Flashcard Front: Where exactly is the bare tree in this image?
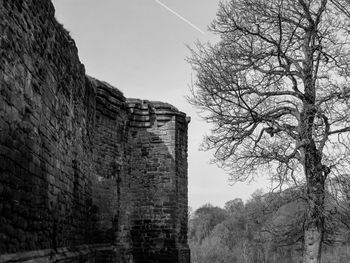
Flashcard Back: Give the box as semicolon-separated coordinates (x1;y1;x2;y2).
188;1;350;262
330;0;350;17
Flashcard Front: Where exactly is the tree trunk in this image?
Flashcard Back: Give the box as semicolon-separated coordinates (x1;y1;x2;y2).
303;224;322;263
300;56;326;261
302;143;325;263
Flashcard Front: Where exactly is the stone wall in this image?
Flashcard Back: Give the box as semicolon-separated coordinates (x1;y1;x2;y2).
0;0;190;262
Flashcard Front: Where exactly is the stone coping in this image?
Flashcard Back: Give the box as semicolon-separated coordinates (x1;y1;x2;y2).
87;76;190;122
0;244;115;263
127;98;187;118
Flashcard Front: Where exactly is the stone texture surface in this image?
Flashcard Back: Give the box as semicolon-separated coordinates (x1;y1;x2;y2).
0;0;190;262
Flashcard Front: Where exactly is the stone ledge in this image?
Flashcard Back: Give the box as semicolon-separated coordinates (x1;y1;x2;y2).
87;77;190;126
127;98;186;117
0;244;115;263
127;98;188;128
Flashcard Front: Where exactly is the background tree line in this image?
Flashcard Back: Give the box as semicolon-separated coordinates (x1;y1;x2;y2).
189;185;350;263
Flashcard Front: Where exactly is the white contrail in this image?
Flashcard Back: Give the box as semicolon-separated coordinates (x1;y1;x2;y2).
154;0;205;35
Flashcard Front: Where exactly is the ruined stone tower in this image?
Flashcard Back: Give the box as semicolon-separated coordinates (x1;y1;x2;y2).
0;0;190;262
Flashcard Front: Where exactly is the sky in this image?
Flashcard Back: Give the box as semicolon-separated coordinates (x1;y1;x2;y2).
52;0;270;210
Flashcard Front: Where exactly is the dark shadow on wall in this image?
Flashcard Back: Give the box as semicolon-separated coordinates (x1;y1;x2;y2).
0;0;101;255
0;121;52;253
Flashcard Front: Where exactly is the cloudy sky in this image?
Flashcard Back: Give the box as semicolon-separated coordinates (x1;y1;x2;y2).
52;0;269;210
